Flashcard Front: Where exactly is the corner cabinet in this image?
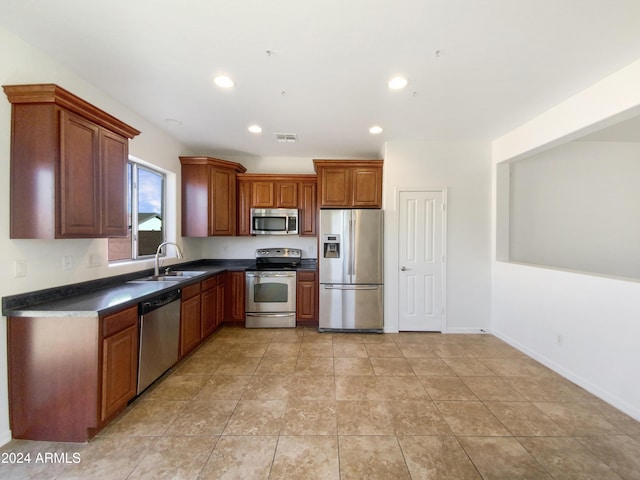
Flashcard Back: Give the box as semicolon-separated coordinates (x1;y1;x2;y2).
180;156;247;237
3;84;140;238
313;159;383;208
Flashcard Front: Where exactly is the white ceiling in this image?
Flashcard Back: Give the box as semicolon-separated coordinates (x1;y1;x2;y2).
2;0;640;158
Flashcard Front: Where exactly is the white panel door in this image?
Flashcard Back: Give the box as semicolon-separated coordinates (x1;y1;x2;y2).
398;190;445;331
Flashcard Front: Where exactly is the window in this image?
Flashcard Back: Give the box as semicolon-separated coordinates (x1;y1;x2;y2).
108;159;166;262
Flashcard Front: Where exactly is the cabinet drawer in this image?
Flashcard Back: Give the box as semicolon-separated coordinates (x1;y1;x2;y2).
182;282;201;300
201;275;218;291
102;305;138;338
297;270;316;282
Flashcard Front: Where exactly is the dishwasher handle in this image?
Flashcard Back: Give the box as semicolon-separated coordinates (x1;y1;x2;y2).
140;289;181;315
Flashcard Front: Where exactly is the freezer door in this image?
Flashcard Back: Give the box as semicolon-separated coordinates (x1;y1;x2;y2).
351;210;383;284
319;284;383;331
319;209;349;284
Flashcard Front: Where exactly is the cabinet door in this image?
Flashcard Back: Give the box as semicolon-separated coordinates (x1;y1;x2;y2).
237;179;252;236
299;182;317;236
180;293;202;357
210;167;237;236
59;111;101;236
100;129;128;236
296;271;317;322
276;182;298;208
352;167;383;207
319;167;351;207
216;280;226;327
201;276;218;337
181;163;209;237
251;181;274;207
226;271;245;323
101;323;138;422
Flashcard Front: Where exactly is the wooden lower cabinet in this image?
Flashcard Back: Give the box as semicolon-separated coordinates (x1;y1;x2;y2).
180;282;202;358
226;271;245;324
296;270;318;326
201;276;218;337
7;304;139;442
101;307;138;422
216;276;226;327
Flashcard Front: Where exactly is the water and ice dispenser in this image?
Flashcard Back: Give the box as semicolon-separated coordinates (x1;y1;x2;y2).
322;234;341;258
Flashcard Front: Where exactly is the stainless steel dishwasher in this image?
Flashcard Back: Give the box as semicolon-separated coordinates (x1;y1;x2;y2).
137;288;181;394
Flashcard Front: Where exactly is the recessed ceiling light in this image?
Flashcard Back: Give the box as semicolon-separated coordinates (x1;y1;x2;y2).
388;76;408;90
369;126;383;134
213;75;235;88
248;125;262;134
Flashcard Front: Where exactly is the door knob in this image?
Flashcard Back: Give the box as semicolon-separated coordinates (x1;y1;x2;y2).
401;266;409;271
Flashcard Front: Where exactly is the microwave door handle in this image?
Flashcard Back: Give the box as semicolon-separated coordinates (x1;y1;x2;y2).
285;214;289;233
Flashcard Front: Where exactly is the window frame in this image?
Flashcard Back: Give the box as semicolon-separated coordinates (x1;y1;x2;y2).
108;157;167;264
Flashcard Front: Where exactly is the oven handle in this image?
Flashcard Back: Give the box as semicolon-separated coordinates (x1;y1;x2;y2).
246;272;296;278
246;312;295;317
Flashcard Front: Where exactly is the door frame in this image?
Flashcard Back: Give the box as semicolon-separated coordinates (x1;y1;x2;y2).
395;187;448;332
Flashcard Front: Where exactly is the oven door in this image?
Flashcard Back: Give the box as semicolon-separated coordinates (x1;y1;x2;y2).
245;271;297;313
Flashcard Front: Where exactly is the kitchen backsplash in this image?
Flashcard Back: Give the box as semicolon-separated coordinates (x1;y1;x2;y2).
200;235;317;260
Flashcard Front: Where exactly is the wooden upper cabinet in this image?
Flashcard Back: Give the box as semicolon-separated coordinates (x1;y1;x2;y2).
210;166;237;236
251;181;274;207
3;83;140;238
276;181;298;208
313;160;383;208
180;156;246;237
299;181;317;236
237;179;252;236
236;174;318;236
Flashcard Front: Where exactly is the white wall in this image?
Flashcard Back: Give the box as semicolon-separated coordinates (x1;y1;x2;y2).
492;58;640;420
0;28;195;445
383;142;492;333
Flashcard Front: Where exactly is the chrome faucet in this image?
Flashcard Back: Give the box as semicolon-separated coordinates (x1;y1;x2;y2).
154;241;184;276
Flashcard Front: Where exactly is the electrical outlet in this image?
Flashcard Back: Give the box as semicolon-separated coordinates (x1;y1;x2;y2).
88;253;102;267
63;256;73;271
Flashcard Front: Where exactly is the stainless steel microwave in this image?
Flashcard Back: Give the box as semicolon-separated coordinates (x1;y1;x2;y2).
250;208;299;235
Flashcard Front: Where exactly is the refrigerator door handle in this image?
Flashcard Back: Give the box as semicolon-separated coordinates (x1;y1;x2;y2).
348;218;355;278
322;284;380;290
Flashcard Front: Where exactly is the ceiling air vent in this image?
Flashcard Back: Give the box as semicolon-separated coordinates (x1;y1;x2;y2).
274;133;297;143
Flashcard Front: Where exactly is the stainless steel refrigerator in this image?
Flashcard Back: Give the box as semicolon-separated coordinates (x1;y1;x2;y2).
319;209;383;332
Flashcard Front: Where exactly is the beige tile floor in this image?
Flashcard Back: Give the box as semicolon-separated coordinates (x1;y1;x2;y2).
2;326;640;479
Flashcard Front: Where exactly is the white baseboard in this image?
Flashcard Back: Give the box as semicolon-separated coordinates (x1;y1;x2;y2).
492;329;640;422
0;429;12;447
444;327;490;334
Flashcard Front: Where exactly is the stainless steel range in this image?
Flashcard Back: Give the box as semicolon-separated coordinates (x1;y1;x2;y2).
245;248;301;328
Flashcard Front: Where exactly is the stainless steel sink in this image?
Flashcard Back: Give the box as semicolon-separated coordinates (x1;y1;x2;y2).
129;270;208;283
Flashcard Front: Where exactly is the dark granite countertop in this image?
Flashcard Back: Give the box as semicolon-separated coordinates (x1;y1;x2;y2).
2;258;317;318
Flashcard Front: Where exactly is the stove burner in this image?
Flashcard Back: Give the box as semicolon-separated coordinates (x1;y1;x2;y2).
252;247;302;271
